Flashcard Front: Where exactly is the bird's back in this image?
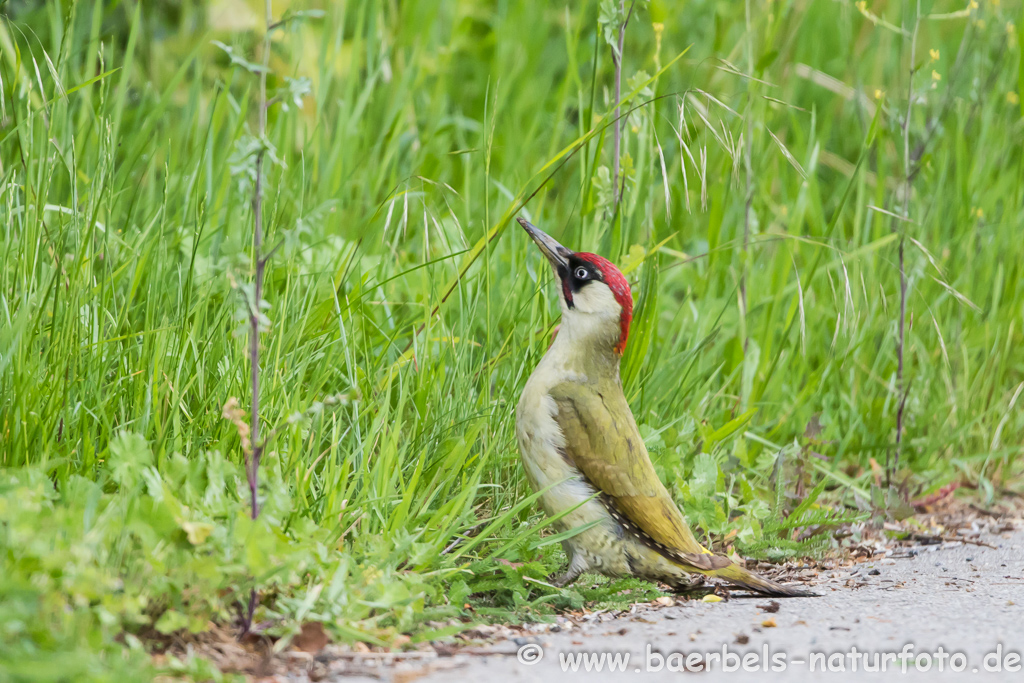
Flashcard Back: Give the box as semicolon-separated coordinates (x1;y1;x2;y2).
545;376;708;557
516;333;705;560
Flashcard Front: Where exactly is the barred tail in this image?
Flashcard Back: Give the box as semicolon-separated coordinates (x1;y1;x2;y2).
709;563;815;597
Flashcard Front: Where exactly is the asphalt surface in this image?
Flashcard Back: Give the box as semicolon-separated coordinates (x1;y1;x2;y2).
409;529;1024;682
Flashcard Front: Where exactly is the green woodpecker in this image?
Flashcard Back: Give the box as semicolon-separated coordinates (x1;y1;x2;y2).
515;217;808;597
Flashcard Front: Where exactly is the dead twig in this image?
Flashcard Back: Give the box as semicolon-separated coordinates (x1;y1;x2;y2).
611;0;637;208
891;0;920;485
942;536;997;550
740;0;755;336
909;533;997;550
241;0;274;636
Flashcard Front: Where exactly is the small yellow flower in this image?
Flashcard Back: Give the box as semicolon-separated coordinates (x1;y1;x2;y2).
929;49;940;62
1008;91;1020;106
931;70;941;81
874;89;885;100
855;0;867;13
968;0;978;9
970;207;984;219
1008;22;1016;35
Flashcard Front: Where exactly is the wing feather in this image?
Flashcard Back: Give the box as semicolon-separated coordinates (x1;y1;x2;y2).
548;381;721;570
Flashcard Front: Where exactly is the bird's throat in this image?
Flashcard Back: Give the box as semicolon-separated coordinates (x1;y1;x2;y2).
548;315;623;381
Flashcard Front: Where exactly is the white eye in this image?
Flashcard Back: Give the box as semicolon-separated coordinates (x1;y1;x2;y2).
575;267;589;280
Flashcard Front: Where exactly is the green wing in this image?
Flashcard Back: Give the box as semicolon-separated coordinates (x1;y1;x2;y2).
548;381;728;572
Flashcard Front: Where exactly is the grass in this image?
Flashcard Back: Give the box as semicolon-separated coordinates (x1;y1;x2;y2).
1;0;1022;679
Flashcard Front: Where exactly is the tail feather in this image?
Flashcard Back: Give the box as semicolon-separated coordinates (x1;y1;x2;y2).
708;563;815;597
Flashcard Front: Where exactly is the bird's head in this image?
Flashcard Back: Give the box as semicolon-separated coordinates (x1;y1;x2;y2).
518;217;633;355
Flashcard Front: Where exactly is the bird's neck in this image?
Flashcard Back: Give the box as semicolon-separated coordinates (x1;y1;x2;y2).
546;313;622;382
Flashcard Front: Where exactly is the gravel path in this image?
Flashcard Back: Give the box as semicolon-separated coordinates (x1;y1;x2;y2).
407;529;1024;682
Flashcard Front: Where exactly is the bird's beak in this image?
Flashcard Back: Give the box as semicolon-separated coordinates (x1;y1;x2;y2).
517;217;573;270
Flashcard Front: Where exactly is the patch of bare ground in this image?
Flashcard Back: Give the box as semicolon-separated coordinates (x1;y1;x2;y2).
157;494;1021;681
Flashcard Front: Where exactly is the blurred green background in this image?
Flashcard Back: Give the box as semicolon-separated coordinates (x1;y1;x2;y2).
1;0;1022;679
